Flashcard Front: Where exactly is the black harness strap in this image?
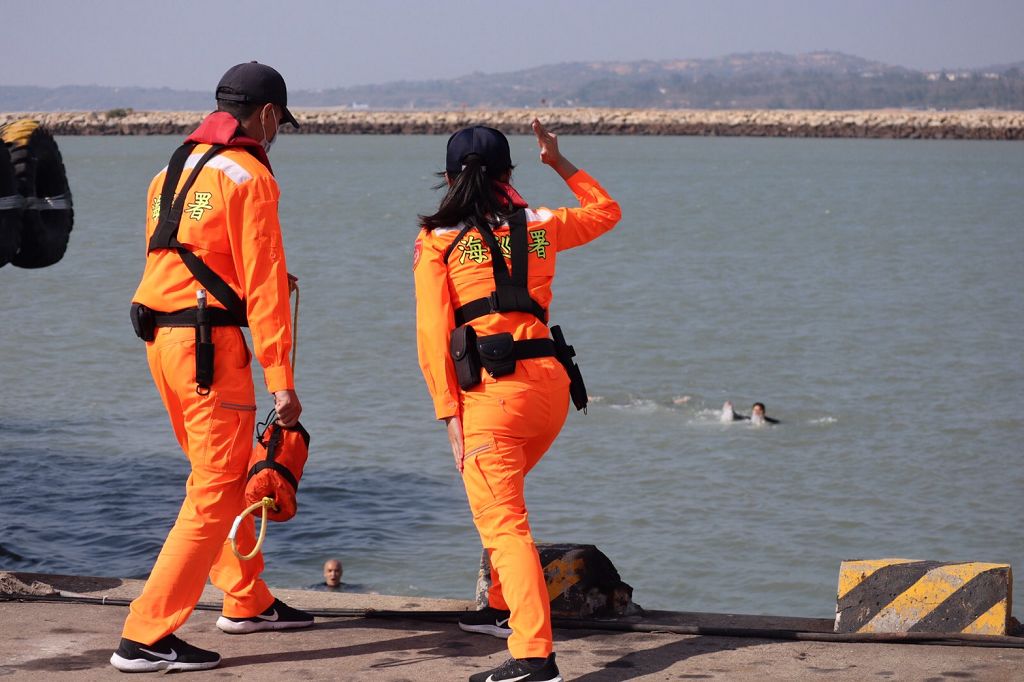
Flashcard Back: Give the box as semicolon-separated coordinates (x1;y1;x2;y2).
149;143;220;250
507;208;528;289
442;223;475;264
445;209;547;326
148;143;248;327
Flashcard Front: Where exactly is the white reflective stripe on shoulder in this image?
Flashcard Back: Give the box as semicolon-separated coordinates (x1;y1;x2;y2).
526;208;553;223
433;227;461;235
184;153;253;185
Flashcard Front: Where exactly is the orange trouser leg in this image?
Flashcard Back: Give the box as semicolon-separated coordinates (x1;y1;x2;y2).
485;400;566;616
122;327;274;644
461;361;569;660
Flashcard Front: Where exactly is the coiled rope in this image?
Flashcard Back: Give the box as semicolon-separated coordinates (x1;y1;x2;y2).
229;497;275;560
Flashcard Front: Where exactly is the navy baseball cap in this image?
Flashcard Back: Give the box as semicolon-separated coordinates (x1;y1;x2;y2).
445;126;512;176
216;61;299;128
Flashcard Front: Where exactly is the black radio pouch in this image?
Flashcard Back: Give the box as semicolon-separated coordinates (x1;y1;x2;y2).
195;341;214;393
130;303;156;342
551;325;588;412
477;332;516;379
450;325;482;390
195;307;214;394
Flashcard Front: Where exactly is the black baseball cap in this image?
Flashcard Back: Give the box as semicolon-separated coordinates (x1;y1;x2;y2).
445;126;512;176
216;61;299;128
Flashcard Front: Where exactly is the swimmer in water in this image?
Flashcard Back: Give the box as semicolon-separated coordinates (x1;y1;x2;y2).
721;401;749;423
750;402;779;425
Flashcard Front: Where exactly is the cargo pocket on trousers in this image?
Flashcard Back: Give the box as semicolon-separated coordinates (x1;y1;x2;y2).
197;395;256;474
462;435;523;517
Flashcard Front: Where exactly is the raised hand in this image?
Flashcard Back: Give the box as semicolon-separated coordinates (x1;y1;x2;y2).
531;118;578;180
532;118;560;166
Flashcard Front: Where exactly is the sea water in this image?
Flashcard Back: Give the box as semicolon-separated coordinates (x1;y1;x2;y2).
1;134;1021;618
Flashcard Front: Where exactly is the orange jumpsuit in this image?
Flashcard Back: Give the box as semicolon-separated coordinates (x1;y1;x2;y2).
414;170;621;659
124;112;294;645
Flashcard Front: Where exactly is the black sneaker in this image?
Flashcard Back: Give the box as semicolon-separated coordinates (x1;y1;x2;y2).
469;654;562;682
458;606;512;639
216;598;314;634
109;634;220;672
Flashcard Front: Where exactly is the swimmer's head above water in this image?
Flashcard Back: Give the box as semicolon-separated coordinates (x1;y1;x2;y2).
751;402;779;425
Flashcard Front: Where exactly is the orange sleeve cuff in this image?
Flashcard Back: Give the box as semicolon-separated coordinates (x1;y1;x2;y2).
263;364;294;394
433;394;459;421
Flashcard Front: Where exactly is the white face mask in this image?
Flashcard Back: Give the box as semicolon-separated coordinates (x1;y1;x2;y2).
260;108;278;153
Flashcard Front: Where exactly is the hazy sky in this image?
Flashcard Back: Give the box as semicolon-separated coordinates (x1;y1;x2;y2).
3;0;1022;91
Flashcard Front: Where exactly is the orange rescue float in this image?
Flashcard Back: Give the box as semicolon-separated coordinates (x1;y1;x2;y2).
230;410;310;560
245;409;310;522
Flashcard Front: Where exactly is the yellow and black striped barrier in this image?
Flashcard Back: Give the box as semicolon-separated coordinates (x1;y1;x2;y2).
835;558;1013;635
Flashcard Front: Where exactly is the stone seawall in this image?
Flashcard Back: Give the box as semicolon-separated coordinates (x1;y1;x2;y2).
2;108;1022;139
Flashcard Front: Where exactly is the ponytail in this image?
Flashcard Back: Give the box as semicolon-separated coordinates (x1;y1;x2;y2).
419;155;512;232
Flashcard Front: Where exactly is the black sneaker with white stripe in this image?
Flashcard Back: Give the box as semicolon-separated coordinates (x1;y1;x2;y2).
216;598;314;634
109;634;220;672
458;606;513;639
469;654;562;682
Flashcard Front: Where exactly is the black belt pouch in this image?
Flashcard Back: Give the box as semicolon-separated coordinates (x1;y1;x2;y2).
130;303;156;342
195;308;214;392
450;325;482;390
195;340;214;390
551;325;588;412
477;332;516;379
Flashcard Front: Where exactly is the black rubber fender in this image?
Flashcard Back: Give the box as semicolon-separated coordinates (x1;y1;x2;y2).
0;120;74;268
0;142;23;267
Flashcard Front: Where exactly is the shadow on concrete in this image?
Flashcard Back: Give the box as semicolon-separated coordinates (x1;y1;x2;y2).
2;649;112;674
12;572;125;593
567;632;769;681
223;618;506;672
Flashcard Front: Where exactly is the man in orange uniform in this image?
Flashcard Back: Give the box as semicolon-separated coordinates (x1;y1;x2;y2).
415;121;621;681
111;62;312;673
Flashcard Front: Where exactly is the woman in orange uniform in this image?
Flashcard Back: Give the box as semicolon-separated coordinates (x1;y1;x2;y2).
414;120;621;682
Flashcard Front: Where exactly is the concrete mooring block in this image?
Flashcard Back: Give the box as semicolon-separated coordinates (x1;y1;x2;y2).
835;558;1013;635
475;543;640;618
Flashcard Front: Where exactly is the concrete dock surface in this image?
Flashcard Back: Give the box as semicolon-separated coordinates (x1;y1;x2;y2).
2;573;1022;680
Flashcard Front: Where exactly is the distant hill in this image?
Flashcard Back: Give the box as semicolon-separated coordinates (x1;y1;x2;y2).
3;52;1023;112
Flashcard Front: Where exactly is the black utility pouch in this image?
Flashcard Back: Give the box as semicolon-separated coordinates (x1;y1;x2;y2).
195;341;214;392
551;325;588;412
130;303;156;342
477;332;517;378
450;325;482;390
195;306;214;394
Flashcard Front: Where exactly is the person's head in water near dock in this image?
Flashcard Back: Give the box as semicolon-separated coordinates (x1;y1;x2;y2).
323;558;343;588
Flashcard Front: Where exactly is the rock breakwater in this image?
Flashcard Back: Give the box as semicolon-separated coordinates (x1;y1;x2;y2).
2;108;1022;139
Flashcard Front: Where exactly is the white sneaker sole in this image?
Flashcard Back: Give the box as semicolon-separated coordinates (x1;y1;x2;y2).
458;622;513;639
216;614;314;634
109;652;220;672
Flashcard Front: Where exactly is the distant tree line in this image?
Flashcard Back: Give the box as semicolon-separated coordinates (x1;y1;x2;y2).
3;53;1023;112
